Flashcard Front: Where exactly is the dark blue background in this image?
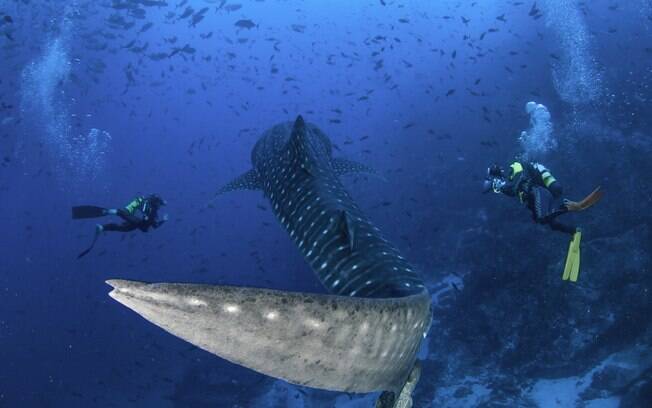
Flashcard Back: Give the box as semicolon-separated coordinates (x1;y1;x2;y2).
1;0;650;406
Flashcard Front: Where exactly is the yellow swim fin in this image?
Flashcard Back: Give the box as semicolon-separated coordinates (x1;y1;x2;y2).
562;229;582;282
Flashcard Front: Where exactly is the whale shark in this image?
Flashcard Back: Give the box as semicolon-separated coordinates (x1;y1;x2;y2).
107;116;432;406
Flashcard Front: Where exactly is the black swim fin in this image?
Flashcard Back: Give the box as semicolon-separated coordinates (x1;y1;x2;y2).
77;226;102;259
72;205;107;219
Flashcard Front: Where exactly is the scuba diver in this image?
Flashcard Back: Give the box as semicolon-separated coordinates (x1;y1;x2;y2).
483;161;602;282
72;194;168;259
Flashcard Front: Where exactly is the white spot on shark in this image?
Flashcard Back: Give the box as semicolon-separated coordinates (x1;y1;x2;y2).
224;304;240;313
187;297;207;307
265;311;278;320
306;318;321;329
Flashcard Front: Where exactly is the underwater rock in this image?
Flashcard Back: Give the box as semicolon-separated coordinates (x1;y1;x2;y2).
620;377;652;408
415;216;652;406
581;343;652;401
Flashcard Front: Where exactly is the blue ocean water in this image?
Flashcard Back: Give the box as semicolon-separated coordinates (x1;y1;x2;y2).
1;0;651;407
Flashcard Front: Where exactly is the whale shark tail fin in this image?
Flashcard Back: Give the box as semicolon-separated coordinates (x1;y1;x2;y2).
216;169;262;196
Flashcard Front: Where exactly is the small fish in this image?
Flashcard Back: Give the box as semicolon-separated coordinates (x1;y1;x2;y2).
169;44;195;57
235;19;256;29
191;13;205;26
496;14;506;22
179;6;194;19
191;7;209;26
291;24;305;33
446;89;455;96
138;22;153;33
148;52;168;61
225;4;243;12
529;2;539;16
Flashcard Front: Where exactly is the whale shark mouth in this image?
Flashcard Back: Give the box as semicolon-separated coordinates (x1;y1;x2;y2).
106;116;432;399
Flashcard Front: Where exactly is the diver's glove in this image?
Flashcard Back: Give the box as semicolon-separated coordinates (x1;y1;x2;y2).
153;214;168;229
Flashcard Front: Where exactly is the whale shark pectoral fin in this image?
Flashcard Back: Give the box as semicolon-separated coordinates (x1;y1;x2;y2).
332;158;377;177
216;169;262;195
106;279;431;394
332;158;386;182
339;210;357;252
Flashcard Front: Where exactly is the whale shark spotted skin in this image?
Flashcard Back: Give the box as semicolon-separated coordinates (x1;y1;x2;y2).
107;116;432;397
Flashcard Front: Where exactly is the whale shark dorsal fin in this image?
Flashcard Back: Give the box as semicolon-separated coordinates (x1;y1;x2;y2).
291;114;306;137
339;210;357;252
288;115;308;155
332;158;378;177
216;169;262;195
287;114;320;174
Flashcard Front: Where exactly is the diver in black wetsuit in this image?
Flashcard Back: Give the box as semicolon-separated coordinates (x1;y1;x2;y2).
483;161;578;234
483;161;603;282
72;194;168;258
97;195;167;233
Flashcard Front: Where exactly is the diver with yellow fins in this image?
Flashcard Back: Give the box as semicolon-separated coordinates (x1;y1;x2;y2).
72;194;168;259
483;161;602;282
